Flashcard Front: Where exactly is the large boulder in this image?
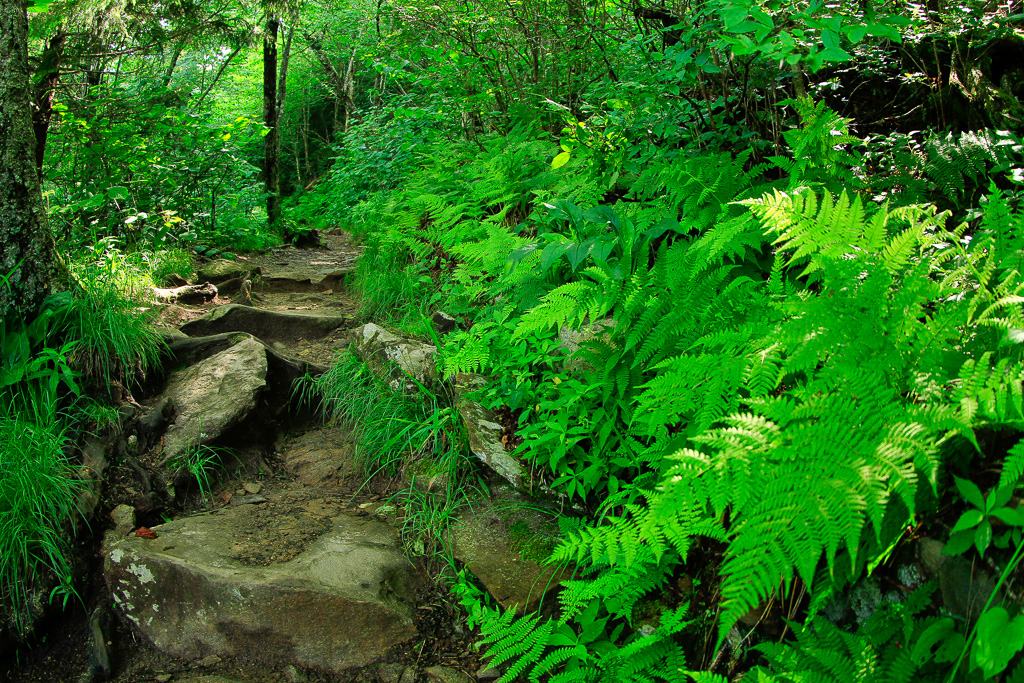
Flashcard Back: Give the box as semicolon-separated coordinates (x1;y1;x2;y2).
349;323;438;394
180;304;352;343
453;373;525;489
159;338;268;464
104;506;420;673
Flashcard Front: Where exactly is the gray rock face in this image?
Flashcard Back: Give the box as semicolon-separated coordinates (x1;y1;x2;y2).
159;338;268;463
104;506;420;673
180;304;352;343
453;373;525;489
450;488;566;614
350;323;438;393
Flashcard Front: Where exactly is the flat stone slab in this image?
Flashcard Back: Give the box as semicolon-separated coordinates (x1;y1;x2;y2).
257;266;356;294
105;506;420;673
450;488;567;614
160;338;268;463
180;304;353;342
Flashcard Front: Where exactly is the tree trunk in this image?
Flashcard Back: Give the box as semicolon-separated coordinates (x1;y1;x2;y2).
32;30;65;174
263;16;281;228
161;38;186;88
1;0;57;320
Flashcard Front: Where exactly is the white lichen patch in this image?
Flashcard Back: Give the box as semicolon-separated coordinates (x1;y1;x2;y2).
152;604;159;612
110;548;124;563
128;562;155;584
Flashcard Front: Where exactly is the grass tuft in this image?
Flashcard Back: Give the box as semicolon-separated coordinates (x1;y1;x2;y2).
0;400;80;627
297;351;459;478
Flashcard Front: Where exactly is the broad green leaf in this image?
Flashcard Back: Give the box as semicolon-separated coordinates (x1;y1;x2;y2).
972;608;1024;679
540;242;572;272
955;476;986;509
552;151;571;169
974;520;993;556
951;508;984;533
911;617;956;665
943;530;975;556
845;25;868;43
991;506;1024;526
107;186;130;201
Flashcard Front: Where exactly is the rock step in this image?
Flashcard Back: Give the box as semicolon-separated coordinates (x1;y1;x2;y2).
180;304;354;342
104;505;421;674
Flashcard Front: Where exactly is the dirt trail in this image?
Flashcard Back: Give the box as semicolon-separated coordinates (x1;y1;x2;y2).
4;234;481;683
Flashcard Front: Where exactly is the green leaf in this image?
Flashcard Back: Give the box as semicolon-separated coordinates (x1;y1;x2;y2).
955;476;986;509
845;25;868;43
974;520;993;556
540;242;572;272
820;29;852;62
107;186;130;201
992;484;1015;510
912;617;956;665
991;507;1024;527
943;530;975;556
951;508;984;533
552;151;571;169
972;607;1024;679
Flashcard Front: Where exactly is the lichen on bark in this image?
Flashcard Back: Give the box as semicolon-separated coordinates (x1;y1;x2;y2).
0;0;57;321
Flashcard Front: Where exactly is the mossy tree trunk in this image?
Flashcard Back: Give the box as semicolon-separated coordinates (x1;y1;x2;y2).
0;0;57;321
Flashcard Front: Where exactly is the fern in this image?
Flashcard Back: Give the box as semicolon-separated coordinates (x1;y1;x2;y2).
923;130;1020;205
749;587;942;683
769;97;862;191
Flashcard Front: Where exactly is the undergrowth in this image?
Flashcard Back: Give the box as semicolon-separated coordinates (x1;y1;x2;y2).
0;245;166;629
297;98;1024;681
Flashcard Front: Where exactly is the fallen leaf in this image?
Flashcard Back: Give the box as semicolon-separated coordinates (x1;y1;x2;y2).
135;527;158;539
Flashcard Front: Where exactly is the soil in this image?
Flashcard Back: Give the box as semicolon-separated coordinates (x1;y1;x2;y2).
2;233;485;683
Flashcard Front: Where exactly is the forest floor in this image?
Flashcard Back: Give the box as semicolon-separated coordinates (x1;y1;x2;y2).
3;233;483;683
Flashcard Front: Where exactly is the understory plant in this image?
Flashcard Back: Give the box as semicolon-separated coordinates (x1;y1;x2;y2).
0;250;166;627
356;99;1024;681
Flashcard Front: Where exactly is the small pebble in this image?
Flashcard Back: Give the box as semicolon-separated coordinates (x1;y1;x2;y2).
235;488;246;496
198;654;222;667
243;481;263;494
155;675;172;683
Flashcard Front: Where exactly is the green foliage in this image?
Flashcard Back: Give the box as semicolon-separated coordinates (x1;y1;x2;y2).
923;131;1023;211
0;407;80;628
148;247;195;286
65;243;166;387
167;443;227;507
749;587;943;682
432;98;1024;682
48;91;269;253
